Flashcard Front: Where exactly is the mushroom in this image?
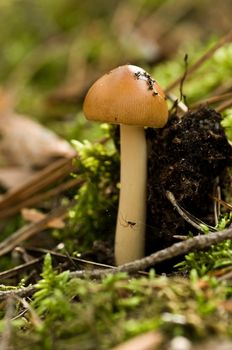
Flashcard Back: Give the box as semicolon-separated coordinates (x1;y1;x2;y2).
83;65;168;265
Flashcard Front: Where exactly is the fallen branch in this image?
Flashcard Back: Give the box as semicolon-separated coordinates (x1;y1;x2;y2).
1;226;232;300
70;226;232;278
0;286;36;301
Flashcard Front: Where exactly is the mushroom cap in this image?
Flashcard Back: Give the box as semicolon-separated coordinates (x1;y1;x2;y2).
83;65;168;128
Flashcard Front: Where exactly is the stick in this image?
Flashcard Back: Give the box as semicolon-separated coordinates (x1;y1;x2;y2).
0;258;42;280
0;177;83;220
190;92;232;109
0;286;36;301
215;97;232;113
0;201;75;257
0;157;76;208
1;226;232;300
165;30;232;93
166;191;217;232
70;225;232;278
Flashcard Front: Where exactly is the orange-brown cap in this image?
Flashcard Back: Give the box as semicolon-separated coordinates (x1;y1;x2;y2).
83;65;168;128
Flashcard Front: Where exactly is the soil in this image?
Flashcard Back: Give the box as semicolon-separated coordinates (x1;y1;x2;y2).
146;107;232;257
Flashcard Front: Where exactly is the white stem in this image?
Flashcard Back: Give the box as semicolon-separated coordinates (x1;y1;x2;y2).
115;124;147;265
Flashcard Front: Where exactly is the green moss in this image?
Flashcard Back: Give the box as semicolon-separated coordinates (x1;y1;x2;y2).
221;110;232;140
7;259;232;349
176;214;232;275
63;126;119;252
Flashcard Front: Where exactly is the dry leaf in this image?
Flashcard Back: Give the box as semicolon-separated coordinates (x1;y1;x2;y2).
111;331;163;350
21;208;65;229
0;167;35;190
0;112;76;168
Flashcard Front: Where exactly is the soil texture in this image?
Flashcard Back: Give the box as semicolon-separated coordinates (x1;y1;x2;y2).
146;107;232;255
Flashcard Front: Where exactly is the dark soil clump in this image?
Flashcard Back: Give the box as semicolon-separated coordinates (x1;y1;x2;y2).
146;107;232;255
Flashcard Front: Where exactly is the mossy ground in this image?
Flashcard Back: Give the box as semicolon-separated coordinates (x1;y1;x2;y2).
4;257;232;350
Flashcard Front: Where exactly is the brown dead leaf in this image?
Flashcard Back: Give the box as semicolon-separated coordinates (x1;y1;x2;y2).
0;108;76;168
111;331;163;350
21;208;65;229
0;167;35;191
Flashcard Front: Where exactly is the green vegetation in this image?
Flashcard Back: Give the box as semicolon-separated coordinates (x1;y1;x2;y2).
176;214;232;276
4;255;232;349
67;127;119;252
154;43;232;104
222;111;232;140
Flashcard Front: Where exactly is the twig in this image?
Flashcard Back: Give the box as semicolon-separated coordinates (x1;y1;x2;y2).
0;156;76;208
70;225;232;278
0;286;36;301
179;53;188;104
165;30;232;93
0;201;75;257
1;226;232;300
0;258;42;280
14;296;42;328
190;92;232;110
0;177;83;220
210;196;232;212
26;247;114;269
0;298;14;350
166;191;216;232
215;97;232;113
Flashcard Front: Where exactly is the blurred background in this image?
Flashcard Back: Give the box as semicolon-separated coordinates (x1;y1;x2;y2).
0;0;232;139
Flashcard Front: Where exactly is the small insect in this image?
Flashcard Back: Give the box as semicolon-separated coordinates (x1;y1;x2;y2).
119;214;137;229
125;220;136;228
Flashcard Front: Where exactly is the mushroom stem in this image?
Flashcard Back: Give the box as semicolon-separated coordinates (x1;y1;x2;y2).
115;124;147;265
